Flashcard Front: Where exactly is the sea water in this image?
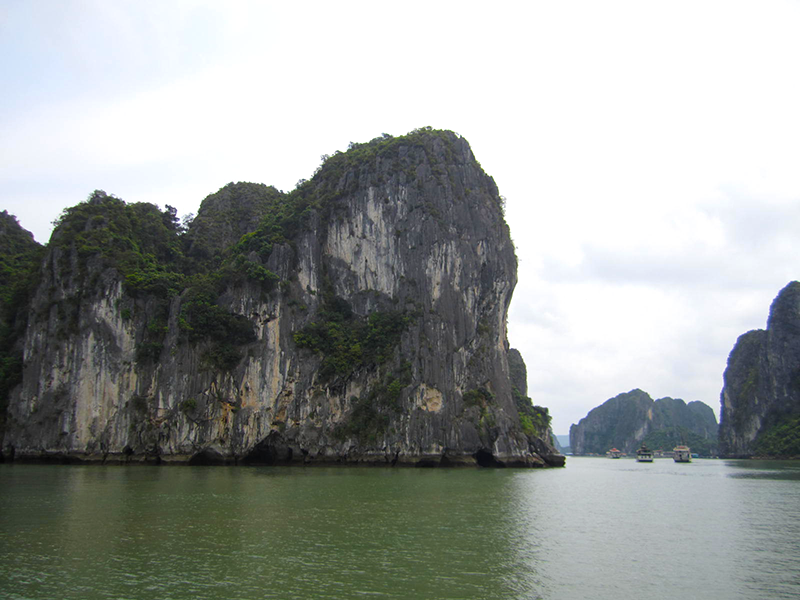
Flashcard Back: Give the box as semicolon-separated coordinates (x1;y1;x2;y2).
1;458;798;599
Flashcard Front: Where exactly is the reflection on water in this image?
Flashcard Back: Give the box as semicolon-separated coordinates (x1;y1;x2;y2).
724;459;800;480
507;458;798;600
1;459;799;599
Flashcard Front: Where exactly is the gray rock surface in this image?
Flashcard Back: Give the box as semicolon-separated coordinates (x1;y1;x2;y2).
2;130;561;467
719;281;800;457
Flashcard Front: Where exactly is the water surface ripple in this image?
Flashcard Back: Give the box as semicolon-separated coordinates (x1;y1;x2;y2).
1;458;799;599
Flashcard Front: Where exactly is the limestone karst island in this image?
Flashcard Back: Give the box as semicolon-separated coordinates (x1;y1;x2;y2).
566;283;800;460
0;129;563;468
3;128;799;468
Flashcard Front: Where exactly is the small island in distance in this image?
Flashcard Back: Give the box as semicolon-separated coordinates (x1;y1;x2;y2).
565;281;800;460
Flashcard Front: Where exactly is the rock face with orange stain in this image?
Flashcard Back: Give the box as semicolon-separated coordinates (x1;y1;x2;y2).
1;129;561;467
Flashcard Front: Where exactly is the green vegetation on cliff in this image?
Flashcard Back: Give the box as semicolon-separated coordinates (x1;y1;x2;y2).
226;186;310;264
506;347;551;438
0;211;44;435
720;282;800;457
2;128;535;466
178;280;257;372
52;191;185;294
571;390;718;455
641;427;718;456
233;128;484;266
292;127;505;224
293;289;412;381
334;364;413;444
514;390;551;438
0;212;44;307
185;182;283;263
752;414;800;457
45;190;264;373
11;129;478;383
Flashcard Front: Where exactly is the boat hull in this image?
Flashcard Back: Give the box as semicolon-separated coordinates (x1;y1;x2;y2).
673;446;692;463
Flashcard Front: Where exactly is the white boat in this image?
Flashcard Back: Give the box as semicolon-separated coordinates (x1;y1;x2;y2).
673;445;692;463
636;444;653;462
608;448;622;459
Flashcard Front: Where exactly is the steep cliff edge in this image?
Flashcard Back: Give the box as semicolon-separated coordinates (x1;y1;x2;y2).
719;282;800;457
1;129;561;467
569;389;718;455
0;212;44;446
507;348;561;460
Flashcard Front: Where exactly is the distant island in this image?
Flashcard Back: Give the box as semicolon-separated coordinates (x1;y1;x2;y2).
570;389;718;456
571;281;800;461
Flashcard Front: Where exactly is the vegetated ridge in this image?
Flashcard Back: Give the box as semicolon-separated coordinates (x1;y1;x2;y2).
0;211;45;436
569;389;719;456
0;128;563;468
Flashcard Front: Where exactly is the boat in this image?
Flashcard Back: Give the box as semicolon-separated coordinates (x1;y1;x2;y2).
673;445;692;463
608;448;622;459
636;443;653;462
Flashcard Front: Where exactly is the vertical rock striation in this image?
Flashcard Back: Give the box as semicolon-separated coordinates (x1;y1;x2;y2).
1;129;561;467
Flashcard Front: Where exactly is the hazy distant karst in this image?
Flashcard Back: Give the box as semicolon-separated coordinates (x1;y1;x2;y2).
0;129;562;467
719;282;800;458
569;389;718;455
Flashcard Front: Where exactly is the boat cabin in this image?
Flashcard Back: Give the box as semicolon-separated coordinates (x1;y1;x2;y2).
636;443;654;462
673;445;692;463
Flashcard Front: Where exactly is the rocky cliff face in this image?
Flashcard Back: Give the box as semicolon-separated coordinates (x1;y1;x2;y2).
0;211;43;441
507;347;559;453
569;389;718;455
0;211;43;328
1;129;561;467
719;282;800;457
507;348;528;397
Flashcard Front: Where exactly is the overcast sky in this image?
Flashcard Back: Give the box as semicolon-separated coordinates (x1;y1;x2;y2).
2;1;799;434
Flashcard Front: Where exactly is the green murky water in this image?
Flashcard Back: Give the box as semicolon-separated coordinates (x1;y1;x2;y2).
1;458;799;599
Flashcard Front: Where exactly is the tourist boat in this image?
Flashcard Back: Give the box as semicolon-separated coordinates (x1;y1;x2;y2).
673;445;692;463
608;448;622;459
636;443;654;462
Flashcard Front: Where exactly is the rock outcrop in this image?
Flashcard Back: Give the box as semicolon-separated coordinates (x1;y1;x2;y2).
719;282;800;457
507;348;528;398
569;389;718;455
1;129;561;467
507;347;563;464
